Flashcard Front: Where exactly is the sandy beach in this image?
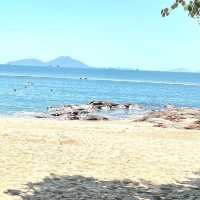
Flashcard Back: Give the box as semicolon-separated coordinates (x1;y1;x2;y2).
1;117;200;199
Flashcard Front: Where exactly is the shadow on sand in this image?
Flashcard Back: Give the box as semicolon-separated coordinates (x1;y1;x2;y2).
5;172;200;200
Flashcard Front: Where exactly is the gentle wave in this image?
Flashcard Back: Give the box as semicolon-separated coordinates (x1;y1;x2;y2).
89;77;200;87
0;73;200;87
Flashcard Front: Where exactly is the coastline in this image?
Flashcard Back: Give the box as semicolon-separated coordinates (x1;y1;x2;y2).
1;101;200;131
1;117;200;199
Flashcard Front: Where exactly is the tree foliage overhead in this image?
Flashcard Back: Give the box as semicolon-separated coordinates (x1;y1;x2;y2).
161;0;200;18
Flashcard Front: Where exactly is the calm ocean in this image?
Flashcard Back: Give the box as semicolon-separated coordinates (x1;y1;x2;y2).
0;65;200;116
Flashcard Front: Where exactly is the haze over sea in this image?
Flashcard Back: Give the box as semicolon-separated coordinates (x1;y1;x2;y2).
0;65;200;117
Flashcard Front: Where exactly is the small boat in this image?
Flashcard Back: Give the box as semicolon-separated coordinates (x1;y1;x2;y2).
80;77;87;80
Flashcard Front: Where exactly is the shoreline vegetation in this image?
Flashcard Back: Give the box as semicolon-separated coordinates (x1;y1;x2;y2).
1;117;200;199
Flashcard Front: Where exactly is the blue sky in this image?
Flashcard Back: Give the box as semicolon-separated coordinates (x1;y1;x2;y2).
0;0;199;71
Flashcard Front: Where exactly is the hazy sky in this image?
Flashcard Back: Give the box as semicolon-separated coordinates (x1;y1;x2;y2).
0;0;200;71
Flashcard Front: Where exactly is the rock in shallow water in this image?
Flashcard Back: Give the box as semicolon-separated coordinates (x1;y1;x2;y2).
47;102;200;129
47;101;143;121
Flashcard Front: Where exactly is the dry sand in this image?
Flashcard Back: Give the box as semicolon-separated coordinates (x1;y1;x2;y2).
1;118;200;199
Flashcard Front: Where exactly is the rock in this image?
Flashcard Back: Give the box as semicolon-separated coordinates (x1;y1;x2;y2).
135;106;200;130
48;101;146;121
184;123;200;130
34;114;48;119
68;116;80;120
88;101;105;106
88;101;120;111
164;114;182;122
48;106;67;116
124;103;143;110
47;102;200;129
83;115;109;121
124;103;132;109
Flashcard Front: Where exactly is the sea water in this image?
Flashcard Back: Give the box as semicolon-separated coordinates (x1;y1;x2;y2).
0;65;200;117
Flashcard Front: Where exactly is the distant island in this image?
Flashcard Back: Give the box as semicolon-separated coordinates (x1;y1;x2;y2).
7;56;90;68
4;57;199;73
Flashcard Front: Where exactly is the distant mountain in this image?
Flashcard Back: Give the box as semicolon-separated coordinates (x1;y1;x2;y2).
7;56;90;68
7;58;46;66
47;56;89;68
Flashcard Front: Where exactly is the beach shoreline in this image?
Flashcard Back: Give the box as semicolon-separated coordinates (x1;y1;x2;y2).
1;117;200;199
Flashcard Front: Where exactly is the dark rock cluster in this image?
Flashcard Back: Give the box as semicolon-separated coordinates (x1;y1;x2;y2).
47;101;143;121
40;101;200;130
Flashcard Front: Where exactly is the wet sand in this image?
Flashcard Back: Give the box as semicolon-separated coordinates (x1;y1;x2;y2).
1;118;200;199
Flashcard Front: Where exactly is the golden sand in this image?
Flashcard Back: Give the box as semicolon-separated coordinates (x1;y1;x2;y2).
1;118;200;199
